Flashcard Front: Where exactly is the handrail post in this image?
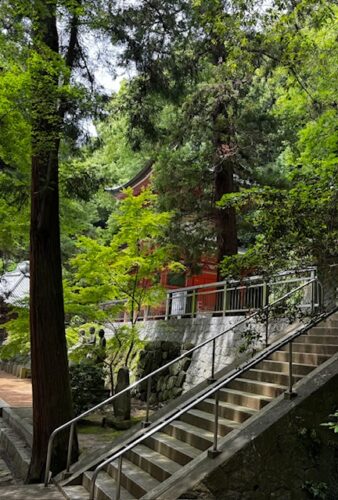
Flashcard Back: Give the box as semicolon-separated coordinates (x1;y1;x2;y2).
208;339;216;384
284;341;297;399
208;390;221;458
264;283;270;347
262;281;267;309
222;283;227;316
191;289;197;318
142;376;152;427
116;455;123;500
66;422;75;472
165;292;170;320
310;271;316;314
265;307;269;348
44;433;54;486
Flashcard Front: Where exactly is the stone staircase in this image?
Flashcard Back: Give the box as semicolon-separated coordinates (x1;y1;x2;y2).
0;406;32;482
0;407;66;499
58;312;338;500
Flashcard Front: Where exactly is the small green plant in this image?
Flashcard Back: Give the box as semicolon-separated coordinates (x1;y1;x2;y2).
69;362;107;415
321;411;338;433
238;325;262;355
302;481;328;499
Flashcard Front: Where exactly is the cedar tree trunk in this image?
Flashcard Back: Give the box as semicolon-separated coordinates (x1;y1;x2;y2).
214;161;238;274
27;1;77;482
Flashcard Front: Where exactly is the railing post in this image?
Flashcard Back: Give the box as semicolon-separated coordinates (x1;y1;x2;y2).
265;308;269;348
263;283;270;347
262;281;267;309
66;422;75;473
191;289;197;318
208;339;216;384
165;292;170;320
142;376;152;427
284;341;297;399
116;455;123;500
222;283;227;316
208;390;221;458
44;434;54;486
310;271;316;314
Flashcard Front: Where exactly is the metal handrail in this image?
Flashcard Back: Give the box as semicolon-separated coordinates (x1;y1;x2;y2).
166;268;316;295
44;277;320;486
89;288;333;500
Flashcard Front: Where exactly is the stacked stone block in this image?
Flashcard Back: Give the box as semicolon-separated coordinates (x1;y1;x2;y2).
135;340;192;403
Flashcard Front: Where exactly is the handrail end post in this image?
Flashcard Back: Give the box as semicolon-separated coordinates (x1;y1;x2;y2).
284;341;297;400
284;390;297;400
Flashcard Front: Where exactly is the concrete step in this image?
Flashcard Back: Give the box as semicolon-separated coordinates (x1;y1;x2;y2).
0;456;15;486
218;387;273;410
106;456;159;498
2;407;32;447
308;326;338;336
0;484;64;499
281;343;338;355
241;369;302;386
256;360;316;376
144;432;199;466
228;377;286;398
196;398;256;423
326;319;338;328
164;420;214;451
83;470;135;500
126;444;180;482
296;334;338;345
270;350;331;365
62;483;95;500
0;419;30;480
180;408;239;437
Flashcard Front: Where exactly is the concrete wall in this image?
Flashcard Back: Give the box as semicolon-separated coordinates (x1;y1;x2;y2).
109;315;291;391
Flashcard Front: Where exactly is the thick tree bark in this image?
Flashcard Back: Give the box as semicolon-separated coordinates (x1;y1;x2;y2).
214;162;238;272
211;111;238;275
27;1;77;482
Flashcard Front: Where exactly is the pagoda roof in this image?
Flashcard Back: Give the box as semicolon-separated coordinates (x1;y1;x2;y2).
105;161;153;196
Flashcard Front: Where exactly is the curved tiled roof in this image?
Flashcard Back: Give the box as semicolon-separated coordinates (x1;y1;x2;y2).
105;162;153;195
0;262;30;306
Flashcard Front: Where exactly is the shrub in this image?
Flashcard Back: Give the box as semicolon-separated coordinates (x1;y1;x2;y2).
69;362;107;415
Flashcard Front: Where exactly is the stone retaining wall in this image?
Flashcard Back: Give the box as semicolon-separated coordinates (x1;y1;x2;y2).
109;315;290;392
135;341;192;403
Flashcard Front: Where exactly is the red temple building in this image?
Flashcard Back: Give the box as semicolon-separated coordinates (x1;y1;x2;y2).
107;164;218;291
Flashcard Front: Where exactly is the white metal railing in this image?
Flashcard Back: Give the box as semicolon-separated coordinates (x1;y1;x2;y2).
44;276;322;488
126;268;319;321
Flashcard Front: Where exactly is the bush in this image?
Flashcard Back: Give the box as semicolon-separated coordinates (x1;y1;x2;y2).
69;362;107;415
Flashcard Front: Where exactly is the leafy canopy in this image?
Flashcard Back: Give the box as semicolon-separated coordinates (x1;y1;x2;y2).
65;188;184;323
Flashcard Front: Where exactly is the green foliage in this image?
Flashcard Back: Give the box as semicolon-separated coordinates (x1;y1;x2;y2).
0;307;79;361
321;411;338;434
65;188;184;323
69;362;106;415
238;325;262;355
302;481;328;499
0;307;30;360
219;4;338;277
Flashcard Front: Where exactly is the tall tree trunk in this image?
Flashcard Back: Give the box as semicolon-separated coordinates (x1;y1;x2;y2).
27;1;77;482
211;105;238;277
214;162;237;276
